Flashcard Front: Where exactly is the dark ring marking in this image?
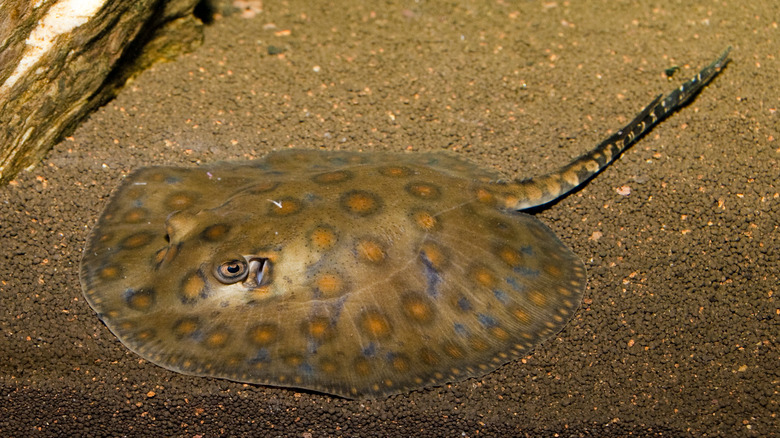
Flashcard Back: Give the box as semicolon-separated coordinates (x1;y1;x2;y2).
124;287;156;311
312;170;353;184
405;181;442;200
340;190;383;216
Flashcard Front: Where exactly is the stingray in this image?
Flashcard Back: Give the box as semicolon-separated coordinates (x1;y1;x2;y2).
80;48;730;398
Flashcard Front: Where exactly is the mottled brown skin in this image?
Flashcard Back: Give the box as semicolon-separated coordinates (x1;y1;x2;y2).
80;49;729;399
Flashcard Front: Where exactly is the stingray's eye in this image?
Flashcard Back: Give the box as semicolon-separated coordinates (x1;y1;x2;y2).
215;260;248;284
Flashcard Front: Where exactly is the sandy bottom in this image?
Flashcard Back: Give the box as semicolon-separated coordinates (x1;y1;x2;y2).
1;0;777;436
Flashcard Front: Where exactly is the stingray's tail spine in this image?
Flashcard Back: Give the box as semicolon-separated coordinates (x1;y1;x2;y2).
506;47;731;211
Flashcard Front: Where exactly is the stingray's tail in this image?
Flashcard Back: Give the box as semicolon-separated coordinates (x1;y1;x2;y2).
503;47;731;211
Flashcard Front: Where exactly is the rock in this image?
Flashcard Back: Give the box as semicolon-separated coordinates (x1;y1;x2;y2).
0;0;204;185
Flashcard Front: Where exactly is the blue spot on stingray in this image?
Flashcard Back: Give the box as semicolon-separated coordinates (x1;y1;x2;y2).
306;339;321;354
385;351;405;363
250;348;271;364
303;192;321;203
505;277;526;292
514;266;540;277
164;176;181;184
298;362;314;377
453;323;468;336
420;251;442;298
478;314;499;328
520;245;535;256
458;296;472;311
187;329;206;343
493;289;510;304
362;343;377;357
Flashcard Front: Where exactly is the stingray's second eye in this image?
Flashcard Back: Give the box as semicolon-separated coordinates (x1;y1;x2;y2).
215;259;248;284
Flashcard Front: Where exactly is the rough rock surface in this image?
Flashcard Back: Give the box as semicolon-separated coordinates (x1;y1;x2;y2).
0;0;203;185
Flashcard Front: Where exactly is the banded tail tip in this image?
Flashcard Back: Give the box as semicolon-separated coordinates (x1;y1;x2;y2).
502;47;731;211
